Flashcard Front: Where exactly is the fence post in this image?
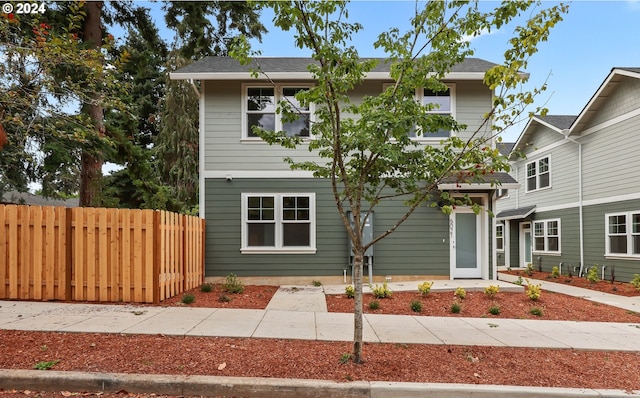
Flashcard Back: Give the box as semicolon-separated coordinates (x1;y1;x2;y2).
64;207;73;301
153;211;160;304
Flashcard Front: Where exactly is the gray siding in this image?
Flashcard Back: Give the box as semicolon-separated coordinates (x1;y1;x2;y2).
529;208;581;273
203;178;451;278
588;76;640;127
520;124;565;156
580;114;640;201
202;80;494;172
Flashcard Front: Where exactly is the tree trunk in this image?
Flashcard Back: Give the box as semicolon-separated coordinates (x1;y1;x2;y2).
79;1;104;207
352;250;364;363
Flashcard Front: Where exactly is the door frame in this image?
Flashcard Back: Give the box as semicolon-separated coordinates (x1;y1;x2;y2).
449;194;488;279
519;221;532;268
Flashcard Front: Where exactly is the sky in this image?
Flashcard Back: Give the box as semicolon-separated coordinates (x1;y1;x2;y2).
231;0;640;142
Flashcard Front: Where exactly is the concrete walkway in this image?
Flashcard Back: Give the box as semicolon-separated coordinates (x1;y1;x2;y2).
1;276;640;397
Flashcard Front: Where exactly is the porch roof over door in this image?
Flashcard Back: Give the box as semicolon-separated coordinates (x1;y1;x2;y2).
496;205;536;220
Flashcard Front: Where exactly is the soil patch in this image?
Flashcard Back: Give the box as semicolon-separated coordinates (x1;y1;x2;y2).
503;270;640;297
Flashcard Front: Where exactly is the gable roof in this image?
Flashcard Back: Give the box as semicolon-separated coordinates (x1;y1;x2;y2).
570;67;640;135
1;191;78;207
511;114;577;155
496;142;515;156
170;56;506;81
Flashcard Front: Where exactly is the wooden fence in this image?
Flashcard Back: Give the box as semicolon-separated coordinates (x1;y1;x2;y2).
0;205;205;303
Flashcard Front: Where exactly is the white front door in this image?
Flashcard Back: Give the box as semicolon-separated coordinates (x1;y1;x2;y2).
520;222;532;268
451;208;483;278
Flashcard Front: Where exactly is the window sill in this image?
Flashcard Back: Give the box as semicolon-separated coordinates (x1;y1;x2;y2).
241;247;317;255
605;254;640;261
525;186;552;194
532;251;561;256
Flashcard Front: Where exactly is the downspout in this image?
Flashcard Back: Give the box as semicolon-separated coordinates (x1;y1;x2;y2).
565;132;584;272
197;80;205;219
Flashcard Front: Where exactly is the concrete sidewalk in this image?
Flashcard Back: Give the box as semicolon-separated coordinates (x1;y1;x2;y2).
1;277;640;397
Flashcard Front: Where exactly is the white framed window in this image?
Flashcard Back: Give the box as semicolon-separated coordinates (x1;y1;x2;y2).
241;193;316;254
533;219;560;254
411;84;456;140
243;84;313;140
496;223;504;251
605;211;640;258
526;156;551;192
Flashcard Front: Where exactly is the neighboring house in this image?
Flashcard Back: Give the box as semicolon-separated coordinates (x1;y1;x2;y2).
495;67;640;282
1;190;79;207
171;57;518;284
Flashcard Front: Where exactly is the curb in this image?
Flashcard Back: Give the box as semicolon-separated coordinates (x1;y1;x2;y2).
1;370;638;398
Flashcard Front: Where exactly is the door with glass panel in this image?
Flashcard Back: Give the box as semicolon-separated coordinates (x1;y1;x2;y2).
451;208;482;278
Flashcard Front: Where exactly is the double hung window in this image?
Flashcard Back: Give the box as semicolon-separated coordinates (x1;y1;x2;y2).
526;156;551;192
605;211;640;257
244;85;312;139
533;219;560;253
496;223;504;251
411;86;454;139
241;193;316;254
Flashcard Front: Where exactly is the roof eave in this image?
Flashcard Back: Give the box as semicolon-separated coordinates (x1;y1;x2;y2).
437;182;520;190
170;71;492;81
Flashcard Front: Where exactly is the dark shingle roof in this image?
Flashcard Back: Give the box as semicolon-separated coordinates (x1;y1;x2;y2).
173;56;500;75
1;191;78;207
496;142;515;156
616;67;640;73
496;205;536;220
536;115;577;130
439;172;518;186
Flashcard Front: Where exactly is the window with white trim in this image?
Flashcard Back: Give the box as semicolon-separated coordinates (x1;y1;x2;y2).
241;193;316;253
410;85;455;139
244;85;312;139
605;211;640;257
533;219;560;253
496;223;504;251
526;156;550;192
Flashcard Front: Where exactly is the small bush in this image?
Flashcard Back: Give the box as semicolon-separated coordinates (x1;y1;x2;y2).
345;285;355;298
200;283;213;293
181;293;196;304
410;300;423;313
525;280;541;301
454;287;466;300
312;280;322;287
339;353;351;364
371;283;392;299
488;305;501;315
218;294;231;303
525;263;534;276
514;276;523;286
451;301;461;314
587;265;599;283
223;273;245;294
529;307;543;316
551;266;560;278
631;274;640;291
418;281;434;295
34;360;59;370
368;300;380;310
484;285;499;298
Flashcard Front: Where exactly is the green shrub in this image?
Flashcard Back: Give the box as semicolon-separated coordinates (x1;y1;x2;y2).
223;273;245;294
312;280;322;287
345;285;355;298
218;294;231;303
454;287;466;300
529;307;543;316
514;276;523;286
410;300;423;313
525;263;534;276
631;274;640;291
587;265;599;283
200;283;213;293
551;266;560;278
525;280;541;301
181;293;196;304
371;283;392;299
451;301;461;314
488;305;501;315
34;360;59;370
368;300;380;310
484;285;500;298
418;281;433;295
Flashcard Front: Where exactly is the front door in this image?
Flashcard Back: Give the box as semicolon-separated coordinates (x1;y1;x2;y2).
520;222;532;268
451;208;482;278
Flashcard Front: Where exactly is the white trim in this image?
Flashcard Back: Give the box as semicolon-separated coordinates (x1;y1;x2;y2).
242;83;315;140
203;170;315;179
198;81;206;219
519;222;532;268
240;192;317;254
170;71;490;81
524;155;551;193
510;139;570;164
532;218;561;255
532;191;640;214
576;107;640;138
604;210;640;258
450;193;488;279
495;223;505;252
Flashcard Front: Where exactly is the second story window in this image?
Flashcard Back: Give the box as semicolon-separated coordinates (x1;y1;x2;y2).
411;86;454;139
244;85;312;140
526;156;550;192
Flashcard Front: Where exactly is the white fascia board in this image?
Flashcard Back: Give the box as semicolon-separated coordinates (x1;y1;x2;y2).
438;182;520;190
170;71;490;81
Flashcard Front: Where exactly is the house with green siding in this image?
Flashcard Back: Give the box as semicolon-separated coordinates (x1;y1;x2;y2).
496;67;640;282
171;57;518;285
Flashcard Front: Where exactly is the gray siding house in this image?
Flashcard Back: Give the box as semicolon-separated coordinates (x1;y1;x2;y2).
496;67;640;282
171;57;517;284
